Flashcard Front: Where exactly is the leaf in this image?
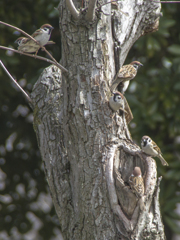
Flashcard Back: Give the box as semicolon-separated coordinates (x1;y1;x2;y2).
168;45;180;55
164;216;180;234
161;19;176;28
151;113;164;122
168;211;180;221
173;82;180;90
165;170;180;180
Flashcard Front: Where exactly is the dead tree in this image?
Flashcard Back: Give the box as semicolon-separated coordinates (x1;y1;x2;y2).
31;0;165;239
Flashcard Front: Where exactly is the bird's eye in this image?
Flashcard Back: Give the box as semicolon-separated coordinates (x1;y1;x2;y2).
117;96;121;99
148;139;151;142
44;28;48;31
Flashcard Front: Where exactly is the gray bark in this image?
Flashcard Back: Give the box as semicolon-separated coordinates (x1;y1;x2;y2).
31;0;165;239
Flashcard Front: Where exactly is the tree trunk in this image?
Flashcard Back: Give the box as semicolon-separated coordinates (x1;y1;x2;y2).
31;0;165;239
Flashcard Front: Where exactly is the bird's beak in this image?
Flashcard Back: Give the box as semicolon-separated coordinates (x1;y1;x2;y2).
139;63;143;67
49;27;54;34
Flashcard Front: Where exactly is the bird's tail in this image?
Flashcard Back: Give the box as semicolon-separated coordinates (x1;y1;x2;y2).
159;155;169;166
110;81;118;92
139;196;145;211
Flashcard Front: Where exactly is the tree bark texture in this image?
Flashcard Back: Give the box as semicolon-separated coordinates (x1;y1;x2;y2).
31;0;165;239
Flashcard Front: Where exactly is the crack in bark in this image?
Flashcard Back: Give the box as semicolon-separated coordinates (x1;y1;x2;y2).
104;137;160;238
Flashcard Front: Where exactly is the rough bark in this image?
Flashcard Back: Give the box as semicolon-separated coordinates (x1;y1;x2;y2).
30;0;165;239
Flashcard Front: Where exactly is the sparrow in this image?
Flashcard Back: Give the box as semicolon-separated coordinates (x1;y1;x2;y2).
129;166;145;210
141;136;168;166
110;61;143;93
15;24;54;54
15;37;55;54
15;37;41;54
109;92;125;112
31;24;54;46
129;167;144;198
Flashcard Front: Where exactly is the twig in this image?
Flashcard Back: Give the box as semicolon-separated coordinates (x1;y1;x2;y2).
66;0;80;20
85;0;97;21
96;0;180;11
103;143;132;231
95;1;130;16
96;0;120;10
0;60;32;103
0;21;68;73
0;45;67;72
151;0;180;2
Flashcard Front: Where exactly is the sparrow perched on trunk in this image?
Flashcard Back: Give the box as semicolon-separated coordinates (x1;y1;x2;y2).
15;24;54;54
109;92;125;112
129;167;144;198
110;61;143;93
109;92;134;124
141;136;168;166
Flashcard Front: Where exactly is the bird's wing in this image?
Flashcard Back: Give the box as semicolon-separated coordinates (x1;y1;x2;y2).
32;29;43;38
117;65;136;82
152;141;162;155
124;96;133;124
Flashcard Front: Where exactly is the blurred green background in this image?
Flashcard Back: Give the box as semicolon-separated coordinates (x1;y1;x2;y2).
126;3;180;240
0;1;180;239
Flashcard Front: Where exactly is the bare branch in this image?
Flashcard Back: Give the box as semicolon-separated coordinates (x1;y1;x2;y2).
0;21;39;43
66;0;80;20
151;0;180;2
104;144;132;231
95;0;180;13
0;46;68;72
95;1;128;16
85;0;97;21
0;60;32;103
0;21;68;73
96;0;180;9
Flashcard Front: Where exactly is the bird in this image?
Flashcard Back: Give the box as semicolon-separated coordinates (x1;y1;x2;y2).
110;61;143;93
15;37;41;54
15;24;54;54
15;37;55;54
30;24;54;46
129;166;144;198
109;91;125;112
141;136;168;166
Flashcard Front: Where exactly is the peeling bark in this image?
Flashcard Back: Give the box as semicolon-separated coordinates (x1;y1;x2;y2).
31;0;165;239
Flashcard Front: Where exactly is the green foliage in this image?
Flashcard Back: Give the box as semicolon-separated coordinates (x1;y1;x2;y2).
0;0;61;239
126;3;180;239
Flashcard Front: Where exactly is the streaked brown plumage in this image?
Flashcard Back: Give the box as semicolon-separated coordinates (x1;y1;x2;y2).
15;24;54;54
31;24;54;46
15;37;41;53
141;136;168;166
110;61;143;93
129;167;144;198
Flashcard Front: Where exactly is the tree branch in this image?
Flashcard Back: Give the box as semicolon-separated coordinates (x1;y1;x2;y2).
85;0;97;21
0;46;68;72
66;0;80;20
0;60;32;103
104;143;132;232
151;0;180;3
0;21;68;73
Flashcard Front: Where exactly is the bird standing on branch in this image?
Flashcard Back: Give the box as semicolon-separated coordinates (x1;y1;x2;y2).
141;135;169;166
15;24;54;54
